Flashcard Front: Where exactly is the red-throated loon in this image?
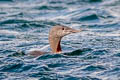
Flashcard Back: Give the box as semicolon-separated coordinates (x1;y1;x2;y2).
29;25;81;56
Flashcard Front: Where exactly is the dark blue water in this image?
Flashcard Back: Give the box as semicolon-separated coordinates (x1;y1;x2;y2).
0;0;120;80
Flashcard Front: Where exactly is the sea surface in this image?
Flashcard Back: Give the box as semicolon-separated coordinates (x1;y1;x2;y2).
0;0;120;80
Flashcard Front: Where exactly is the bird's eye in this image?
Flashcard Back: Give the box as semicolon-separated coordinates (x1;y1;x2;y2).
62;27;64;30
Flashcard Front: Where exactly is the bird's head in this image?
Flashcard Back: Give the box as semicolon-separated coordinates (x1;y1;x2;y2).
49;25;81;38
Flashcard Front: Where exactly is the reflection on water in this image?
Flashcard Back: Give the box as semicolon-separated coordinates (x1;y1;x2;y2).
0;0;120;80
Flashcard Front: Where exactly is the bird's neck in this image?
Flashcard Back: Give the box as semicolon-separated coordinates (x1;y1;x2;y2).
49;36;62;53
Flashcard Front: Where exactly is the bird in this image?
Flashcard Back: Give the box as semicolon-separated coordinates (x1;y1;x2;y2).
28;25;81;57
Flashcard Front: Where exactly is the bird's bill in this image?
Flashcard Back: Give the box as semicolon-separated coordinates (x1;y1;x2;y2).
66;27;82;34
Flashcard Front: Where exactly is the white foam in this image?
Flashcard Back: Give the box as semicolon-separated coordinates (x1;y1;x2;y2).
0;30;19;35
27;45;50;52
39;45;50;51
